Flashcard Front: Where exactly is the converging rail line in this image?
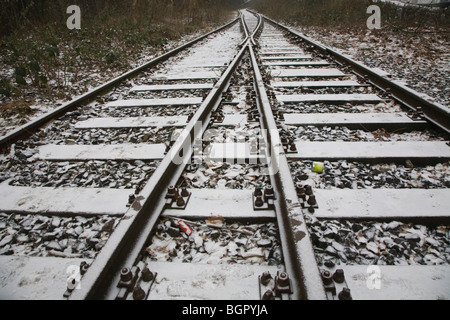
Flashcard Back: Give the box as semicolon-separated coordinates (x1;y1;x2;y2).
0;9;449;300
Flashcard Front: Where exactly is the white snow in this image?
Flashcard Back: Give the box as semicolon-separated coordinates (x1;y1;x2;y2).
212;114;248;127
263;61;330;66
314;188;450;219
270;68;345;77
151;71;220;81
0;184;131;216
283;113;420;126
342;265;450;300
145;261;282;300
260;55;312;60
260;51;306;55
74;116;188;129
289;141;450;160
0;255;92;300
271;80;362;88
208;143;265;162
106;97;203;107
276;93;382;103
33;143;166;161
130;83;214;91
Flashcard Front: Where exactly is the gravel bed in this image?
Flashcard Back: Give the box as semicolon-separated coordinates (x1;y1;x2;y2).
295;27;450;108
262;24;450;269
146;217;283;266
0;22;241;138
290;160;450;190
273;76;352;82
0;213;119;259
1;158;160;189
182;162;270;190
273;101;403;114
204;126;264;143
282;126;445;143
176;51;271;190
306;215;450;267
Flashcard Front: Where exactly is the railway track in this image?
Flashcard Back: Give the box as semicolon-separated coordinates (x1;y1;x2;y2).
0;10;449;301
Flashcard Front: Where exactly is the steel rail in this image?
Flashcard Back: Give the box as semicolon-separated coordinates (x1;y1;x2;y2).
241;10;260;46
70;28;249;300
260;15;450;134
249;12;262;46
246;21;327;299
247;9;263;44
239;11;250;46
0;15;241;149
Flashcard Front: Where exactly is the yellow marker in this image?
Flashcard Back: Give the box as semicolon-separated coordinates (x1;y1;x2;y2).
312;162;324;174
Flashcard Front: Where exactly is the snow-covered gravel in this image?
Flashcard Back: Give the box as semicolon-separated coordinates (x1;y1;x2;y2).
290;160;450;190
146;217;283;266
1;159;160;190
183;162;270;190
292;27;450;108
306;215;450;267
180;52;272;191
281;125;446;143
0;213;120;259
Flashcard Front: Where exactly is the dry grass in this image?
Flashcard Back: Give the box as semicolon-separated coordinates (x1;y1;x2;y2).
0;1;239;118
252;0;450;33
0;100;36;120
